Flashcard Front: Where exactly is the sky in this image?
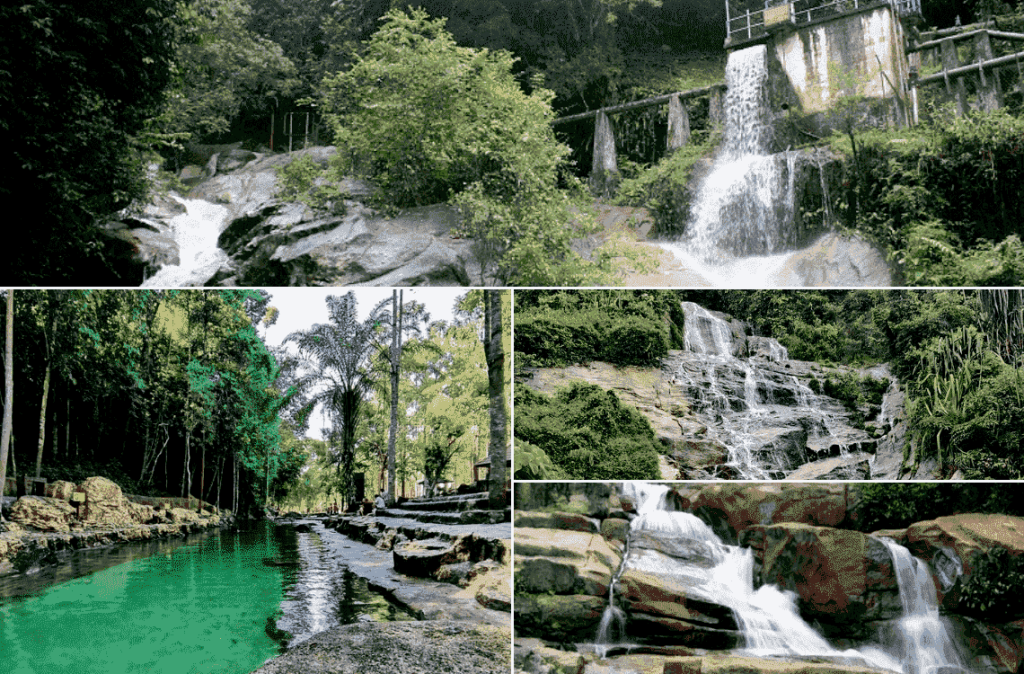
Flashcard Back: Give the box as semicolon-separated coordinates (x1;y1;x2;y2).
259;288;473;440
262;288;470;350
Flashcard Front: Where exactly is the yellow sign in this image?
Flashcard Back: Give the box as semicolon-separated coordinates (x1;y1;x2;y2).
765;3;793;27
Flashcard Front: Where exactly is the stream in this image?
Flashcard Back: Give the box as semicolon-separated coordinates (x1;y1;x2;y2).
141;196;230;287
0;520;413;674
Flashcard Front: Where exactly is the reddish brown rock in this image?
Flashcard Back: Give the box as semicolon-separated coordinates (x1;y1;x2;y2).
751;522;901;624
686;484;851;541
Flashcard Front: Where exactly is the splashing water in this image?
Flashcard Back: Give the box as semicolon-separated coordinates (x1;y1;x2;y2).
877;538;969;674
142;196;230;287
595;484;973;673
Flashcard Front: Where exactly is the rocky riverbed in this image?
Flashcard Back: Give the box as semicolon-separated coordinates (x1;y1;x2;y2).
252;510;512;674
514;482;1024;674
101;144;894;287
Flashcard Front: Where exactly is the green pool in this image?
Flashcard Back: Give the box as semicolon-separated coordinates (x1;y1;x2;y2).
1;523;286;674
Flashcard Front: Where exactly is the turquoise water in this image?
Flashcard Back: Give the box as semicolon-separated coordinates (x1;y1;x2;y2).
0;525;285;674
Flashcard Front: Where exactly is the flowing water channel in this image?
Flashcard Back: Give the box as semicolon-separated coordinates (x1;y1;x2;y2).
594;484;971;674
0;520;412;674
141;196;231;287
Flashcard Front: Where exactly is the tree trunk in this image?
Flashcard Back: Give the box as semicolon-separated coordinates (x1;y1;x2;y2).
483;291;507;510
387;290;401;505
34;361;51;480
0;290;13;518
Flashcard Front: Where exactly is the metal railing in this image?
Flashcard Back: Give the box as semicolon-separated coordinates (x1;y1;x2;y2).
726;0;921;41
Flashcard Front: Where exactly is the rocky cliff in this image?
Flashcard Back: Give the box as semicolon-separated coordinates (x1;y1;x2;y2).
519;304;922;480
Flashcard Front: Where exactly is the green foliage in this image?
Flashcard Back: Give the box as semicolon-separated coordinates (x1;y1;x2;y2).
613;132;722;237
1;0;178;282
515;383;661;480
158;0;300;141
513;438;567;480
853;483;1024;531
819;371;888;427
515;290;674;367
319;8;600;285
959;547;1024;620
826;111;1024;286
276;154;346;213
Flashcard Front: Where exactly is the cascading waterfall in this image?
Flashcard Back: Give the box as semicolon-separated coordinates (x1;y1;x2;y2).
658;45;812;287
142;196;231;287
597;484;856;659
675;302;876;477
595;483;973;674
877;538;969;674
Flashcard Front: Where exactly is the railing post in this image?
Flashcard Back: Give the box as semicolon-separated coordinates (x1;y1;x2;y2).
940;38;968;116
746;9;752;39
975;31;1004;111
591;111;619;195
667;95;691;151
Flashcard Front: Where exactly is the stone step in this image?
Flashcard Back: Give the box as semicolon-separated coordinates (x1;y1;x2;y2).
396;493;490;512
376;507;510;525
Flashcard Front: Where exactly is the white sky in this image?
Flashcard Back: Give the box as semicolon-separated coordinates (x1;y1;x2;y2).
259;288;471;439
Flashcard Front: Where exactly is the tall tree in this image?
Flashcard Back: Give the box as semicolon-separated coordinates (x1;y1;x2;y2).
0;290;12;519
286;293;387;508
387;290;401;505
483;290;507;509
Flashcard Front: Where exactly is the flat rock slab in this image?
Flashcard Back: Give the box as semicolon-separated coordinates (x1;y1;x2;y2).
313;522;510;627
251;620;510;674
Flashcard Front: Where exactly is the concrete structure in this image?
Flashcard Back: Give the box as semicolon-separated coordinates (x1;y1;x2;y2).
726;0;920;134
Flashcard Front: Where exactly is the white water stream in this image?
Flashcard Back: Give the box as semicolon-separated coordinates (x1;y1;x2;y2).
141;196;231;287
658;45;813;286
676;302;859;478
594;483;972;674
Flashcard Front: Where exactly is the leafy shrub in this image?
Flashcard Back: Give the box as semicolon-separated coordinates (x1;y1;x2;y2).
319;8;598;284
515;383;661;480
276;154;346;213
604;315;669;366
513;439;567;480
852;483;1024;531
958;547;1024;621
828;110;1024;286
613;132;722;237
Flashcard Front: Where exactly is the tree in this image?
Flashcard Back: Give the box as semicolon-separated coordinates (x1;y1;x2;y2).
0;0;178;283
387;290;401;505
0;290;12;519
319;8;598;284
483;290;507;508
286;293;388;508
157;0;300;142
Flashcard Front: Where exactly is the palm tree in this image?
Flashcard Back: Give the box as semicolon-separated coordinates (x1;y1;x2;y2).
286;293;388;509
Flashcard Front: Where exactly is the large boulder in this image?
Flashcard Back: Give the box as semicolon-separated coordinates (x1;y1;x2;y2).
44;480;78;501
904;514;1024;608
514;593;607;643
515;527;621;597
78;477;138;526
10;496;77;532
685;483;851;543
742;523;901;628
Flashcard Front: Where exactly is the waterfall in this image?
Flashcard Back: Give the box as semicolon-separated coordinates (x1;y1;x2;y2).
593;484;972;674
680;45;794;262
877;538;969;674
598;484;849;659
656;45;830;287
141;196;230;287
